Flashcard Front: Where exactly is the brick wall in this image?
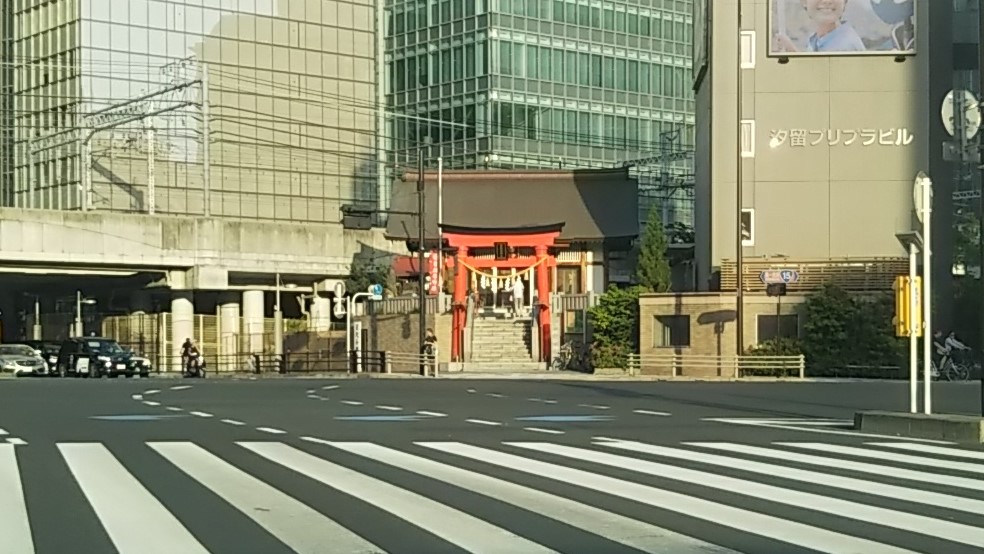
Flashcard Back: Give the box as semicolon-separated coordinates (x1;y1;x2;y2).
638;292;808;376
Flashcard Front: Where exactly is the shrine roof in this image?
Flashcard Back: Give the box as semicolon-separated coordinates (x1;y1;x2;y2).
384;168;638;245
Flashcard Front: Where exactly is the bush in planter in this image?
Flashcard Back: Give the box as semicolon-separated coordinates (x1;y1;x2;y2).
744;338;804;377
587;285;645;368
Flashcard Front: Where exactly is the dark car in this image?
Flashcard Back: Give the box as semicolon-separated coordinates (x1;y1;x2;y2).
22;340;62;375
55;337;150;378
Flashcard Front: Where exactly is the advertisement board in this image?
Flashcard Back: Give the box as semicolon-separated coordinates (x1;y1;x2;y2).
769;0;915;56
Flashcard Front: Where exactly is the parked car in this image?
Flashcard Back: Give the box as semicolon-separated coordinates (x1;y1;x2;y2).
55;337;150;378
0;344;49;376
22;340;62;375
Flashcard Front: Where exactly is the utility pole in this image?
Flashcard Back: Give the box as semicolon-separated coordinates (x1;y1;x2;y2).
978;1;984;416
735;0;745;356
417;149;427;355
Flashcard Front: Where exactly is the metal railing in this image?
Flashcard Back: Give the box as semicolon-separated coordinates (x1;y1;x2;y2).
627;353;806;378
385;351;440;376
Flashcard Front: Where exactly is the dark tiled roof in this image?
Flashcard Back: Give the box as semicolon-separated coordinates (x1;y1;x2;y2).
385;168;638;244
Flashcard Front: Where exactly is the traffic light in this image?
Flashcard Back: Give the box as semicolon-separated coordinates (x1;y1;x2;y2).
893;275;922;337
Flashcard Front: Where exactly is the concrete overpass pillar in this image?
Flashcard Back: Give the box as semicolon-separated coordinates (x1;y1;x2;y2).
217;293;240;372
0;294;16;342
310;296;333;333
171;291;194;373
243;290;264;354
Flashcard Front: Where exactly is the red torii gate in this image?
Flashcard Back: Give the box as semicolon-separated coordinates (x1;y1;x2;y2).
441;224;562;363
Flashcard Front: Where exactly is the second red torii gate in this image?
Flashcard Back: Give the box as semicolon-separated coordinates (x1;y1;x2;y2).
441;223;563;363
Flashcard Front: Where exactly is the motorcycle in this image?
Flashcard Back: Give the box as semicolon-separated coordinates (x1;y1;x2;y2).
183;352;207;378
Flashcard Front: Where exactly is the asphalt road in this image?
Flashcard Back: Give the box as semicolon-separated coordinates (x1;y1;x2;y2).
1;377;983;554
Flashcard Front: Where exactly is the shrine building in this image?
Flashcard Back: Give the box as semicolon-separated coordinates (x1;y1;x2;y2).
385;167;638;364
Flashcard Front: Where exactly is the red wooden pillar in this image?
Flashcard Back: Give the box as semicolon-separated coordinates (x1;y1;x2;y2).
535;245;551;362
451;254;469;361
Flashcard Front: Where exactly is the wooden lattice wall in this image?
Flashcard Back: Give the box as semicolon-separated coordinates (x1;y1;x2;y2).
719;258;908;293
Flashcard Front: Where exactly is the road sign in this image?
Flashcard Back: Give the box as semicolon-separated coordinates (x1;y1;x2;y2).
913;172;933;224
368;283;384;300
942;89;981;141
759;270;799;284
332;296;346;317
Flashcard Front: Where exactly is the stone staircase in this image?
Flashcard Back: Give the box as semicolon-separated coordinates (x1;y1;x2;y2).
465;313;543;371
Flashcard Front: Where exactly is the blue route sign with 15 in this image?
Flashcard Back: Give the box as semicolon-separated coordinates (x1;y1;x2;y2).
759;269;799;284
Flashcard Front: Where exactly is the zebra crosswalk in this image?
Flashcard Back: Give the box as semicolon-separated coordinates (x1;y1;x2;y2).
5;438;984;553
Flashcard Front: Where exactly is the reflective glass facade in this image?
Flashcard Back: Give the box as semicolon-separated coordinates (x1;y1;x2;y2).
386;0;695;225
4;0;378;223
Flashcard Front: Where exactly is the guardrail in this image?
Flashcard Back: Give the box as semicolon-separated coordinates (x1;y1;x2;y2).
384;351;440;376
626;353;805;378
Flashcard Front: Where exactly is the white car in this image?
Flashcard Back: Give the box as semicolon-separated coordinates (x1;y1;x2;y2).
0;344;49;376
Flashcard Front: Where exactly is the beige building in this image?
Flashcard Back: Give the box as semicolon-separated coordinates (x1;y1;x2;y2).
693;0;949;294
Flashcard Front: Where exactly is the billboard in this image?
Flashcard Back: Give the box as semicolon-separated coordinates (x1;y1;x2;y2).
769;0;915;56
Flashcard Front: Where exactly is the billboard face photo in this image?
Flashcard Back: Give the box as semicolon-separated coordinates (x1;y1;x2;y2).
769;0;916;56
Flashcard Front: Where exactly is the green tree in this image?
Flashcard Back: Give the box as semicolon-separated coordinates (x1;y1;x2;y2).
636;209;671;292
346;257;396;297
587;285;645;368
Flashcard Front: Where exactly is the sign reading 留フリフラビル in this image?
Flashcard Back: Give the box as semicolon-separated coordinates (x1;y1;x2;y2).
769;128;914;149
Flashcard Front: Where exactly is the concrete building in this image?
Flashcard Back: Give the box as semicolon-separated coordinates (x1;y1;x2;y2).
384;0;696;232
0;0;398;366
662;0;957;354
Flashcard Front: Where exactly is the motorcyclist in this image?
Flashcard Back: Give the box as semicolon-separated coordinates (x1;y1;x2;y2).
180;338;201;374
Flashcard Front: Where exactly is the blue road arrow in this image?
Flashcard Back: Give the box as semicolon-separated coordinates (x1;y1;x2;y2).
334;415;427;422
90;415;189;421
515;415;615;423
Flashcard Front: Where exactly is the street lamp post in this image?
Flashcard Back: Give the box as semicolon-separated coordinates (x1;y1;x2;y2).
735;0;745;355
74;291;96;337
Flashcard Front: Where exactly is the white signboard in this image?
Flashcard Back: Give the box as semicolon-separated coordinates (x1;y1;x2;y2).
769;128;914;148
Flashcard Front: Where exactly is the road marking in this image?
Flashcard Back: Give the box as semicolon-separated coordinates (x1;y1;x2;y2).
6;438;27;446
600;439;984;515
59;443;209;554
131;394;143;401
322;385;339;390
189;411;213;418
151;442;381;554
465;419;502;426
165;407;183;412
515;441;984;549
523;427;565;435
143;389;160;395
421;442;912;554
579;404;610;410
306;389;316;394
486;393;505;398
633;410;671;416
866;442;984;461
221;419;245;426
376;405;403;411
340;400;363;406
306;395;319;399
142;401;161;407
243;441;555;554
0;428;7;435
527;398;558;404
466;388;477;393
417;411;447;417
256;427;287;435
779;443;984;474
690;442;984;492
703;417;952;443
169;385;192;391
0;444;35;553
329;441;733;554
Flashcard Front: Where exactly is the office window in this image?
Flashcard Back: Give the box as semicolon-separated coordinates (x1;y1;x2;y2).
655;315;690;347
757;314;799;343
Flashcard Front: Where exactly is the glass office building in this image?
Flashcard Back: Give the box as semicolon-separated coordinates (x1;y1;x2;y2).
2;0;379;223
385;0;695;226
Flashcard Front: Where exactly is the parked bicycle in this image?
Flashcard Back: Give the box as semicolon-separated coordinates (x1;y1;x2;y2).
551;340;591;371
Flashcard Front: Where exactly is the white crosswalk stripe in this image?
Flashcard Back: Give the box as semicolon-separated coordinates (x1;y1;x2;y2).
6;438;984;553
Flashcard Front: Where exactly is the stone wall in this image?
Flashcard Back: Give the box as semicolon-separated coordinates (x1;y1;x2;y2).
638;292;808;376
356;313;453;372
